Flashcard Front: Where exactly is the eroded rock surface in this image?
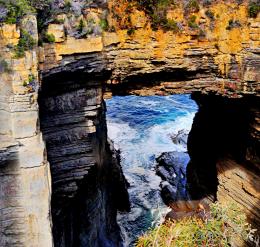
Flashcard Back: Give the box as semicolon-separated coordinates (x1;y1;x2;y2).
0;0;259;246
0;18;52;247
187;93;260;232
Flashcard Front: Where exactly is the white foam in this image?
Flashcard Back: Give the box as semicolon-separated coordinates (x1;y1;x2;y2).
107;103;196;246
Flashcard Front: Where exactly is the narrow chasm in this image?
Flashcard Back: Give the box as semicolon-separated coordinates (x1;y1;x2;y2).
106;94;198;246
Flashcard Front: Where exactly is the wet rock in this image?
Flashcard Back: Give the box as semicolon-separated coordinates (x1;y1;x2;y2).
156;152;190;205
170;129;189;146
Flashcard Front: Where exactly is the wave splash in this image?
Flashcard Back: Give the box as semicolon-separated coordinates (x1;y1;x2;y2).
106;95;197;246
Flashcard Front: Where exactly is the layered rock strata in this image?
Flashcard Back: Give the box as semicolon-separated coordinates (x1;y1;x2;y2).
0;0;259;246
187;92;260;231
0;18;53;247
39;71;130;246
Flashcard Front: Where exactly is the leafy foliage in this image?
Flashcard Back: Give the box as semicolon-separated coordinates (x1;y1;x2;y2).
0;0;35;24
14;30;36;58
44;33;55;43
127;27;136;35
28;0;51;10
77;19;85;33
188;15;198;28
136;202;256;247
226;19;241;30
164;19;180;32
23;73;36;87
205;9;215;20
186;0;200;12
0;57;12;73
134;0;176;30
248;1;260;18
99;18;109;31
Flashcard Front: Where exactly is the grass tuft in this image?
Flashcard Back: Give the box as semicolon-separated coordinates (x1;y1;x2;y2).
136;202;257;247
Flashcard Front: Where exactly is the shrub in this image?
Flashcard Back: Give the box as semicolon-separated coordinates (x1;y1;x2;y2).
14;30;36;58
28;0;52;10
64;0;71;12
136;202;257;247
226;19;241;30
127;28;135;35
188;15;198;28
23;73;36;87
187;0;200;12
248;1;260;18
1;0;35;24
53;18;65;24
0;58;12;73
164;19;180;32
77;19;85;33
205;9;215;20
44;33;55;43
136;0;176;30
99;18;109;31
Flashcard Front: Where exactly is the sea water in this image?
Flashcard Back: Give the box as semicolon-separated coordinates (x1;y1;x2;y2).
106;95;198;246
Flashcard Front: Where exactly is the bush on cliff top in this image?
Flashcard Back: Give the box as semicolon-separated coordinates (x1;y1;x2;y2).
136;202;257;247
0;0;53;24
0;0;35;24
134;0;176;30
248;1;260;18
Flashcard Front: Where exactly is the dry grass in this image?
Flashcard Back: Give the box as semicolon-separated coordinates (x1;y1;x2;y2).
136;202;257;247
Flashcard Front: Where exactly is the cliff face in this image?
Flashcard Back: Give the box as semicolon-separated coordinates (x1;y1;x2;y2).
39;71;130;246
0;0;259;246
40;1;259;97
0;18;53;247
0;14;130;247
187;93;260;230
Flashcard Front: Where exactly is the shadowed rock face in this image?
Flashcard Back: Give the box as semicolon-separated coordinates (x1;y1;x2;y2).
38;72;130;246
187;93;260;231
0;1;259;245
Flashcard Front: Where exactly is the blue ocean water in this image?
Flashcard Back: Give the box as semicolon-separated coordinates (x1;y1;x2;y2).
106;95;198;246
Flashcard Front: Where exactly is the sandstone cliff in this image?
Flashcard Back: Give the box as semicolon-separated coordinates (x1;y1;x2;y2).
0;0;259;246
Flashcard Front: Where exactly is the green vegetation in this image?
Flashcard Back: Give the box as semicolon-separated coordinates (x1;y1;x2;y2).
136;202;256;247
43;33;55;43
0;57;12;73
14;30;36;58
186;0;200;12
127;27;136;35
64;0;71;12
23;73;36;87
248;1;260;18
99;18;109;31
77;19;85;33
29;0;51;10
164;19;180;32
205;9;215;20
0;0;35;24
54;18;65;24
188;15;198;28
136;0;176;30
226;19;241;30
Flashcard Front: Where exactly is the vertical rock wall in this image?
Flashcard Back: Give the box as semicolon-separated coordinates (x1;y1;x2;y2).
187;93;260;231
38;72;129;246
0;19;53;247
